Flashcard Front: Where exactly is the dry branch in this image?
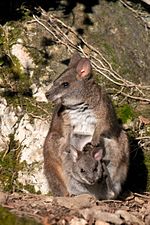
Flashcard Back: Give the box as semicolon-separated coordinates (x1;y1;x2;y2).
33;9;150;103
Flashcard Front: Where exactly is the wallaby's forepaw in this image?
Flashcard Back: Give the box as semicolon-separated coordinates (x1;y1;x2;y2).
83;142;93;150
91;139;100;147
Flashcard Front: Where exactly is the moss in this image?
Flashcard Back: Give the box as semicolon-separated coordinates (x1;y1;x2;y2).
117;104;135;124
5;95;52;119
14;177;41;194
0;137;45;194
0;134;23;192
0;24;32;101
0;27;6;66
23;184;37;194
102;42;118;67
0;24;52;118
5;21;22;46
0;22;52;120
0;206;42;225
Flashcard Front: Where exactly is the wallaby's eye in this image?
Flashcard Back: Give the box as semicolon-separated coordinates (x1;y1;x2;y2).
80;168;85;173
62;82;69;88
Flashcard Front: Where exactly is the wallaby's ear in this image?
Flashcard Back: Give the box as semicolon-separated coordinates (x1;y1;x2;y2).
93;149;103;161
76;58;91;80
68;52;81;68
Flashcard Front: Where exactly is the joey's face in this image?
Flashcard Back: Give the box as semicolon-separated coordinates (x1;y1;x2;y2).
45;67;84;106
74;155;102;185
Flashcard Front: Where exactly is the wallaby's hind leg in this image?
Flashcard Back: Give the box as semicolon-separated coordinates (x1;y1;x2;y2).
44;163;68;196
102;162;116;199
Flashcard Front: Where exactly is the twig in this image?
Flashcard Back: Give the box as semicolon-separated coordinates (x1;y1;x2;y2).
33;11;150;102
119;0;150;29
118;91;150;103
119;0;139;15
136;136;150;140
25;97;50;115
134;192;150;199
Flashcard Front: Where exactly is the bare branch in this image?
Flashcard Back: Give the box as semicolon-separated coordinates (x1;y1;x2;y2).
33;11;150;102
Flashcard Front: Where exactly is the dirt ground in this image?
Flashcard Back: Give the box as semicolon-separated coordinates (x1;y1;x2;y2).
0;191;150;225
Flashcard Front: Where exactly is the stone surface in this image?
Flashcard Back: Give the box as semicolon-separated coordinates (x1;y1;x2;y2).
11;39;35;74
0;97;49;194
116;210;145;225
95;221;110;225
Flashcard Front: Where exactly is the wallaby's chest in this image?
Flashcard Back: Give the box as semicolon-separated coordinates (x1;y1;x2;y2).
66;105;97;150
67;106;96;134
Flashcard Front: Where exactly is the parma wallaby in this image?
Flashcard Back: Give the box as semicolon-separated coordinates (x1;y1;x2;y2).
44;52;129;198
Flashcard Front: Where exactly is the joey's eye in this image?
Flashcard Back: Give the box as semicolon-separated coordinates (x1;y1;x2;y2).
62;82;69;88
80;168;85;173
93;167;98;172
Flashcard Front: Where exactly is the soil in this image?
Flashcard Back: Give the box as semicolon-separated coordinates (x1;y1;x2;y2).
1;191;150;225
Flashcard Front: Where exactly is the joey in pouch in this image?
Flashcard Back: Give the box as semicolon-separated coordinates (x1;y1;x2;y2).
62;143;115;199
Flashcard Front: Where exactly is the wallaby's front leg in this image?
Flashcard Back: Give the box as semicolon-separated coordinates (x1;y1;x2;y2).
91;123;107;147
91;114;112;146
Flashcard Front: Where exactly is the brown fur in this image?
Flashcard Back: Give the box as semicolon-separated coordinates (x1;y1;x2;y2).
44;53;129;198
43;105;69;196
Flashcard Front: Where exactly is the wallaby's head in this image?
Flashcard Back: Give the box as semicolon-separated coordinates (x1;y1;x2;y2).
71;143;103;185
45;52;92;106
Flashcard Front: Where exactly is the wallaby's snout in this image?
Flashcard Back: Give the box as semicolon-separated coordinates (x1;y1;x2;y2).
45;83;63;104
45;88;55;102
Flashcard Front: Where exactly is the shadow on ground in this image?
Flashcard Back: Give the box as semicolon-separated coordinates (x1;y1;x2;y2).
124;136;148;195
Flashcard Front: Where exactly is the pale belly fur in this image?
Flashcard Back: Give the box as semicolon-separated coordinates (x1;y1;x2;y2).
66;106;96;151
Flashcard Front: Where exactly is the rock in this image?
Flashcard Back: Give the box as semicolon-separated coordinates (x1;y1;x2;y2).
31;84;48;102
116;210;144;225
55;194;96;209
134;196;145;205
70;217;87;225
14;113;49;194
95;221;110;225
0;192;8;204
11;39;35;74
0;97;18;145
0;97;49;194
81;207;123;225
143;202;150;225
145;214;150;225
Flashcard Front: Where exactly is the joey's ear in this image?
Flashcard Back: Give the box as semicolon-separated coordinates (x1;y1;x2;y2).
68;52;81;68
76;58;91;80
93;149;103;161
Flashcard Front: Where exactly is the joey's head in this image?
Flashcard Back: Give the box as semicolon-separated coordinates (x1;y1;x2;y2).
71;144;103;185
45;52;92;106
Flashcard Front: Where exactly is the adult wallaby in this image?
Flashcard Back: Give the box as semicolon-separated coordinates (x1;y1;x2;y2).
44;52;129;198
